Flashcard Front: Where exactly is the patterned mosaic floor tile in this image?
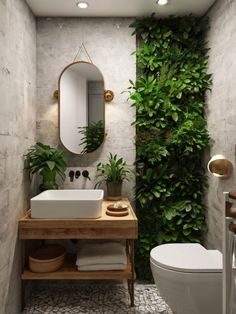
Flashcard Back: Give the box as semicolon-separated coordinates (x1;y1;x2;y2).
23;283;173;314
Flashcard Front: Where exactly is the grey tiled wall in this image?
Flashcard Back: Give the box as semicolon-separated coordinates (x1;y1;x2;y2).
0;0;36;313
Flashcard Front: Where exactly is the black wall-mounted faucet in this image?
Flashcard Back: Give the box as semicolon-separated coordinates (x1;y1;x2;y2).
75;170;81;179
69;170;75;182
82;170;91;181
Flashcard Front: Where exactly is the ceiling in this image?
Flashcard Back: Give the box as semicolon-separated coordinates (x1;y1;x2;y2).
25;0;216;18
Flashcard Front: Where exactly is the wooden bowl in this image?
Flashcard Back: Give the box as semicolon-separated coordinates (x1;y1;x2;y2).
107;204;128;212
106;204;129;217
106;209;129;217
29;244;65;273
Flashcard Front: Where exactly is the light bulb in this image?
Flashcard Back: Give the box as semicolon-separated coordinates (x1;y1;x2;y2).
157;0;168;5
77;2;89;9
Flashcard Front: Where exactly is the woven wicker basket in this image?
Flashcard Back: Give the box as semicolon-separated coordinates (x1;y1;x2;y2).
29;244;65;273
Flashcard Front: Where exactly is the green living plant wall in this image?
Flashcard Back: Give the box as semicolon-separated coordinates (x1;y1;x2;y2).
129;15;212;280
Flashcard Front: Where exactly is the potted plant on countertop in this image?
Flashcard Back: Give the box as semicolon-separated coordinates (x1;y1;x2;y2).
95;153;133;200
24;142;67;191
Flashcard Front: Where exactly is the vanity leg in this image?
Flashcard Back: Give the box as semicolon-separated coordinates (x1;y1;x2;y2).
127;239;135;307
127;279;134;307
21;240;26;311
21;281;26;312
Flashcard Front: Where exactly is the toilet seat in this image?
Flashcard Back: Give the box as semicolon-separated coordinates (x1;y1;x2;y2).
150;243;222;273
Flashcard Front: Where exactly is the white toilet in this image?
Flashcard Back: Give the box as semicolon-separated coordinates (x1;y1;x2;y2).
150;243;222;314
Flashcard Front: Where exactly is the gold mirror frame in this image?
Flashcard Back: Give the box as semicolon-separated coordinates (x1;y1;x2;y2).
58;61;106;155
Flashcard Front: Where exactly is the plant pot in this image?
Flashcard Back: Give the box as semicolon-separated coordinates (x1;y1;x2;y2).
40;169;58;192
106;181;122;201
39;181;58;192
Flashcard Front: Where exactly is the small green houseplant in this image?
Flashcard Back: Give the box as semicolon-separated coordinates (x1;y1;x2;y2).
95;153;132;200
24;142;67;191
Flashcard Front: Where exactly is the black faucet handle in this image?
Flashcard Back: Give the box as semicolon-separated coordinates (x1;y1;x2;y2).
82;170;91;181
69;170;75;182
75;170;81;179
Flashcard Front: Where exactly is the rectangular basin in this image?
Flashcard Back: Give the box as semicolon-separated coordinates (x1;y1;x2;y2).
31;189;104;219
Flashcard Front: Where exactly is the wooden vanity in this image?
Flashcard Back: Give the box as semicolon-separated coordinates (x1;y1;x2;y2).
18;199;138;310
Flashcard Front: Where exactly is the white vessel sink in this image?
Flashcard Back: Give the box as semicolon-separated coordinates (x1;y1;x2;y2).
30;189;104;219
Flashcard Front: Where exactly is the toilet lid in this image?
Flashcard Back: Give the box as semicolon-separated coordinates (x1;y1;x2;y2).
150;243;222;273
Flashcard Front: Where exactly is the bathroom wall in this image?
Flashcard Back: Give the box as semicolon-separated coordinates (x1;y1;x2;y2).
0;0;36;313
206;0;236;250
36;18;136;199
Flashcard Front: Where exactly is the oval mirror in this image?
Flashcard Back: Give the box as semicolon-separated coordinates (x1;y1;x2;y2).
59;61;105;154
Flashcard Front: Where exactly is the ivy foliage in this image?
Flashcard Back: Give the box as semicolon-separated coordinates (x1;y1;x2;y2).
128;15;211;280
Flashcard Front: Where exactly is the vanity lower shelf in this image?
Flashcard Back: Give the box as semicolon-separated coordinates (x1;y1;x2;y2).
22;254;134;280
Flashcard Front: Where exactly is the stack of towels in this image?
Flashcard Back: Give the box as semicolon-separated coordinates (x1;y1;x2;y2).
76;241;127;271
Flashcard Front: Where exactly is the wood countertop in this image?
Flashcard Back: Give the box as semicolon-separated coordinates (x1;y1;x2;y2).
19;199;138;239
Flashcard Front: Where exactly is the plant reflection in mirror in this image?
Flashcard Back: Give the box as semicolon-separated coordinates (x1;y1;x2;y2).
78;120;104;154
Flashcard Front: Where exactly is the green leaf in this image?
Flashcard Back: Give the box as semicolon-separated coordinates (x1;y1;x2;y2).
183;229;192;236
46;161;55;171
172;112;178;122
185;204;192;212
176;92;182;99
164;207;177;220
153;191;161;198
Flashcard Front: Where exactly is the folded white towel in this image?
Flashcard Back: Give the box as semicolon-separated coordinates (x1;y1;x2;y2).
76;241;127;267
77;263;127;271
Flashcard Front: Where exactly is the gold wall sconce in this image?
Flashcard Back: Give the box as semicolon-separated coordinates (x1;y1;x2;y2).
207;154;233;178
104;90;114;102
53;90;59;100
